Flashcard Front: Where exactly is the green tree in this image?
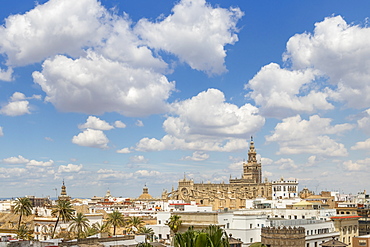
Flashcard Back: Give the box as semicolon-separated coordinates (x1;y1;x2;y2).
174;225;229;247
14;197;33;231
167;214;182;234
107;210;125;235
92;221;111;236
203;225;229;247
51;200;75;239
136;243;153;247
138;226;154;241
250;243;267;247
128;216;144;234
69;212;90;239
16;224;33;240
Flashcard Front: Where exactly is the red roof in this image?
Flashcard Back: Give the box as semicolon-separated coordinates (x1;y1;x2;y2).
331;216;361;219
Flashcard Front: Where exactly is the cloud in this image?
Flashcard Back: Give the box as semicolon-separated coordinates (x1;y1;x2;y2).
275;158;298;170
266;115;353;156
182;151;209;161
135;120;144;127
135;0;243;75
357;109;370;134
2;155;30;164
135;88;265;152
247;63;333;118
0;92;41;116
0;0;108;67
79;116;114;130
351;138;370;150
26;159;54;167
129;155;148;164
261;157;273;166
96;168;161;180
116;148;132;154
0;67;13;81
0;127;3;137
0;167;27;178
0;101;30;116
134;170;161;177
284;15;370;109
58;164;83;173
72;128;109;149
343;158;370;171
45;137;54;142
33;52;175;117
114;121;126;128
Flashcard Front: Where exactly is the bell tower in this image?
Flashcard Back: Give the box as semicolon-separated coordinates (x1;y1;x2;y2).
242;137;262;184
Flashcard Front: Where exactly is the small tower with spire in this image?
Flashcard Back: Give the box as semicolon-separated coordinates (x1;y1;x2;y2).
58;180;71;201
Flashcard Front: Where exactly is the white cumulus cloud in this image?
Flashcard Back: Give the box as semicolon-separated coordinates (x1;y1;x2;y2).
135;0;243;75
58;164;83;173
136;89;264;152
267;115;353;157
116;147;132;154
0;0;108;67
79;116;114;130
284;15;370;109
72;128;109;149
2;155;30;164
114;121;126;128
247;63;333;118
182;151;209;161
33;52;175;117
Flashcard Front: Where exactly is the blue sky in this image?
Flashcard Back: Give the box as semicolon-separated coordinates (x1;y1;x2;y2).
1;0;370;198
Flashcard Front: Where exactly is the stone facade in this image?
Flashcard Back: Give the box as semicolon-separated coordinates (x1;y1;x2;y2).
162;138;274;211
261;226;305;247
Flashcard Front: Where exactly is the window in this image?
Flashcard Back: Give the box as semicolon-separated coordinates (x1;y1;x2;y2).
250;238;253;243
158;220;161;224
307;243;310;247
314;242;317;247
359;240;366;246
159;234;162;239
250;224;253;229
167;234;170;239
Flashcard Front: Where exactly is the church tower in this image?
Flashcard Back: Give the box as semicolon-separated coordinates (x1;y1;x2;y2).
242;137;262;183
58;180;71;201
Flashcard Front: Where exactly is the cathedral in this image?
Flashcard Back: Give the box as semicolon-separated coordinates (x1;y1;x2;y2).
162;138;275;210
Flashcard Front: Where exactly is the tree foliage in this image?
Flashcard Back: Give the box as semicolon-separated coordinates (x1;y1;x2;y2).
107;210;126;235
14;197;33;231
174;225;229;247
16;224;33;240
51;200;75;239
69;212;90;239
167;214;182;234
128;216;144;234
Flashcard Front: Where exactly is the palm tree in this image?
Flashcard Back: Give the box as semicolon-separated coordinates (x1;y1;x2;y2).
14;197;33;230
92;221;111;236
167;214;182;234
173;226;198;247
51;200;75;239
174;225;229;247
16;224;33;240
69;212;90;239
137;227;154;242
106;210;125;236
128;216;144;234
203;225;229;247
136;243;153;247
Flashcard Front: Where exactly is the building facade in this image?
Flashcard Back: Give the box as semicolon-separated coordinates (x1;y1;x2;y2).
162;138;275;210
